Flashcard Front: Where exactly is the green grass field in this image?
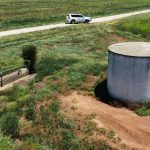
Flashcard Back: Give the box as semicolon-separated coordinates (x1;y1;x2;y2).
0;0;150;31
116;13;150;39
0;14;150;149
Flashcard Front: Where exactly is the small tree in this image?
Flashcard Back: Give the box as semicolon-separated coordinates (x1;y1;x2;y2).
1;112;19;137
21;45;37;74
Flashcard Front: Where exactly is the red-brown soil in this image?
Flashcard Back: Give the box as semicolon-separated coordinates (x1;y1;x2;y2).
60;91;150;150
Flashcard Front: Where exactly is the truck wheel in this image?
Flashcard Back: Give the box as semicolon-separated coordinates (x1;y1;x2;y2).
71;20;75;24
84;20;89;23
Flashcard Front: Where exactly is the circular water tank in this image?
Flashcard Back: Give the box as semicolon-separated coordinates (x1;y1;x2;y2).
107;42;150;103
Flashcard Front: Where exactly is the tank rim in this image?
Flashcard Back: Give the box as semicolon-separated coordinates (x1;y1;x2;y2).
108;42;150;57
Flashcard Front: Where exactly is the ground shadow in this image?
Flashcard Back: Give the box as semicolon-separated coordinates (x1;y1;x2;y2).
94;79;126;108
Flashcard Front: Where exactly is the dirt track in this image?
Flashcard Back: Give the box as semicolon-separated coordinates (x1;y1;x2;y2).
60;92;150;150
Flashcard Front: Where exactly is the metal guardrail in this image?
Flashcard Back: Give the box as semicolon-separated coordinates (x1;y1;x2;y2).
0;65;25;76
0;65;28;87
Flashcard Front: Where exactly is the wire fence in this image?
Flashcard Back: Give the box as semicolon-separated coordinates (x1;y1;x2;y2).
0;65;28;87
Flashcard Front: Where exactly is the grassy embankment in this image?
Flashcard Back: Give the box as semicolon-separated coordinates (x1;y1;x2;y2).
0;0;150;31
0;13;150;149
116;13;150;39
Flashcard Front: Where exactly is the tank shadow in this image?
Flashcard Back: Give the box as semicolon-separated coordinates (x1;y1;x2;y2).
94;79;126;108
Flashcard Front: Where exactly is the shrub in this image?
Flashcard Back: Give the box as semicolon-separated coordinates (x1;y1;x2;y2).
49;100;60;114
61;129;75;149
135;107;150;116
0;132;17;150
0;96;8;114
25;104;35;121
7;85;29;102
19;137;53;150
98;142;116;150
17;94;32;107
1;112;19;137
67;71;85;88
5;102;18;112
0;96;8;102
18;142;36;150
21;45;37;74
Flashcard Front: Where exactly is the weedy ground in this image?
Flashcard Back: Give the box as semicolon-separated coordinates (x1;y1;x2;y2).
0;0;150;30
116;13;150;39
0;13;150;149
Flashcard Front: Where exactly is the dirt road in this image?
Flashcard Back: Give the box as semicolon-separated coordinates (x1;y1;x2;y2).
60;92;150;150
0;9;150;37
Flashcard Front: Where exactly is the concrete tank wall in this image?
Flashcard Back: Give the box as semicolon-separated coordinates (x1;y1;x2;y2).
107;51;150;104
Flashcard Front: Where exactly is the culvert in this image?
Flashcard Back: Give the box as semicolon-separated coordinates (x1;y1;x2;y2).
107;42;150;103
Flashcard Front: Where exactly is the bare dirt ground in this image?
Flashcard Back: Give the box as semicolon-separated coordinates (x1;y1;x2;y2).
60;91;150;150
0;9;150;37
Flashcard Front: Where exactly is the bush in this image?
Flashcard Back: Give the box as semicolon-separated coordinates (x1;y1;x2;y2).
135;107;150;116
61;129;75;149
7;85;29;102
25;104;35;121
0;132;17;150
21;45;37;74
17;94;32;107
5;102;18;112
1;112;19;137
0;96;9;114
0;96;8;102
49;100;60;114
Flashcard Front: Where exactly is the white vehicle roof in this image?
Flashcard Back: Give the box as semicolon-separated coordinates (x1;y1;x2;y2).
68;13;83;15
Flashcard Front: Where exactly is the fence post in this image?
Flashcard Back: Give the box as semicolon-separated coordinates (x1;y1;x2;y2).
0;73;3;87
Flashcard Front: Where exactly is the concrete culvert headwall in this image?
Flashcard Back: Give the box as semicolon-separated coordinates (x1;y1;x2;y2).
107;42;150;103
